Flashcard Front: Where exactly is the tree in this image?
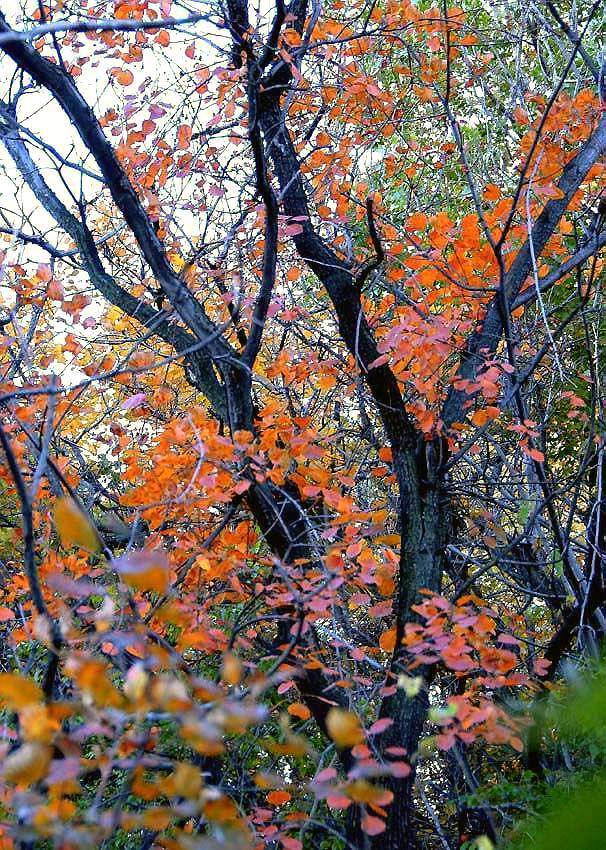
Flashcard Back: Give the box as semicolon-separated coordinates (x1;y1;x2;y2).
0;1;603;848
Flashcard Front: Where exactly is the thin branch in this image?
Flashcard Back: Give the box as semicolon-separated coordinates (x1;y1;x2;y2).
356;197;386;289
0;12;212;46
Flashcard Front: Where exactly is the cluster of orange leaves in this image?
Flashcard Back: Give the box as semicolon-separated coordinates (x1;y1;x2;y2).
402;594;549;752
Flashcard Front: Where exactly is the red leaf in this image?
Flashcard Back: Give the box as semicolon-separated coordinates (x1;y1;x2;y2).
533;657;551;677
0;607;15;622
388;761;411;778
316;767;337;782
121;393;147;410
281;838;303;850
368;718;394;736
177;124;193;150
362;814;386;836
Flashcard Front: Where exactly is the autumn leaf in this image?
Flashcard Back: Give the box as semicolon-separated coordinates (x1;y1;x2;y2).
113;550;171;593
0;2;602;844
177;124;193;150
368;717;394;736
407;211;427;231
267;790;291;805
0;606;15;622
379;627;397;652
2;742;52;785
53;497;100;552
46;278;64;300
169;763;203;799
20;703;61;743
287;702;311;721
203;795;239;823
483;183;501;201
121;392;147;410
346;780;393;806
0;673;43;710
221;652;243;686
111;67;134;86
325;708;365;748
362;814;386;836
397;675;423;697
533;657;551;677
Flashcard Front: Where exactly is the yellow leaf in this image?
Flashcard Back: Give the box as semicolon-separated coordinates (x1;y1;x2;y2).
397;674;423;698
2;742;52;785
170;763;203;799
346;779;393;806
124;662;149;703
0;673;43;710
54;497;100;551
325;708;364;748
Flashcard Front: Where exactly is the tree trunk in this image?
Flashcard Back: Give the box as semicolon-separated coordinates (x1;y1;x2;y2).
366;478;448;850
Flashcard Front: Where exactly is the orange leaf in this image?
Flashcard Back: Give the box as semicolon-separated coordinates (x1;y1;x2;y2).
141;808;172;830
407;212;427;231
267;790;291;805
113;550;170;593
113;68;134;86
203;795;239;823
0;673;43;710
379;628;397;652
483;183;501;201
471;407;500;427
19;703;60;743
287;702;311;721
46;278;64;300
